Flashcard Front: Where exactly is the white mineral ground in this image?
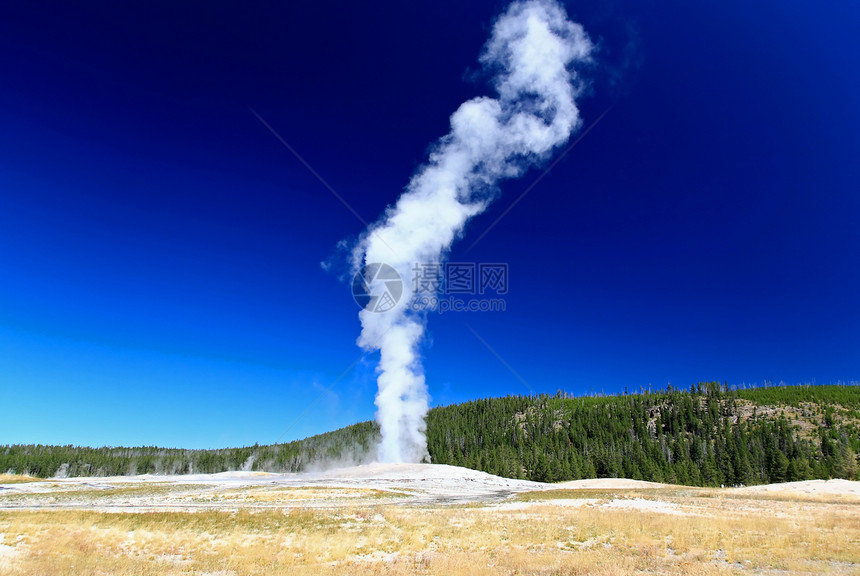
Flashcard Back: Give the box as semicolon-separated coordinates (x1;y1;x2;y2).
1;463;858;513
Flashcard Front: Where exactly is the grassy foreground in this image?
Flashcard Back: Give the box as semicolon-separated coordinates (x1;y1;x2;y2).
1;485;858;575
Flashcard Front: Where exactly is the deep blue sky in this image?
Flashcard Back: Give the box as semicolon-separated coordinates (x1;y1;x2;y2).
1;0;858;448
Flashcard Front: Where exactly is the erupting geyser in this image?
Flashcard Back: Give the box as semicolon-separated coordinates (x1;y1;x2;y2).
352;0;593;463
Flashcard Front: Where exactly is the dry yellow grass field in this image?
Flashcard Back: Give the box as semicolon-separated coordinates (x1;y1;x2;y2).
0;476;39;485
1;468;858;575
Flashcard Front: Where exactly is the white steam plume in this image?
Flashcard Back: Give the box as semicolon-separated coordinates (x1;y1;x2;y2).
353;0;592;463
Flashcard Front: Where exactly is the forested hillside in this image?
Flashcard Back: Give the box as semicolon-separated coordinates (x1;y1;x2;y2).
427;383;859;485
0;421;379;479
3;384;858;486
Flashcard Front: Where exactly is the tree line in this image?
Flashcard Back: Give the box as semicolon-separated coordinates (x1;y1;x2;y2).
427;383;859;485
2;383;857;486
0;421;379;479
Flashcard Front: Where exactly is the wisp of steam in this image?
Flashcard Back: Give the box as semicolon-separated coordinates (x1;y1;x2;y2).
352;0;593;463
